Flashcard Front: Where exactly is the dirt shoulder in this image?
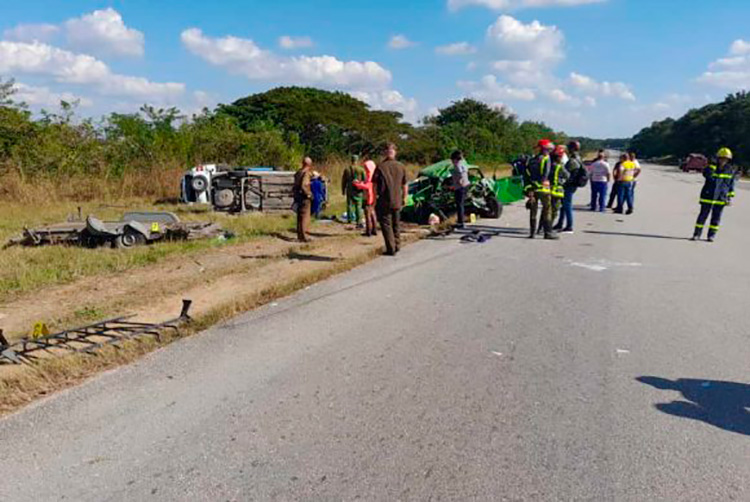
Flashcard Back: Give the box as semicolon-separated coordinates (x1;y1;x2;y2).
0;221;427;415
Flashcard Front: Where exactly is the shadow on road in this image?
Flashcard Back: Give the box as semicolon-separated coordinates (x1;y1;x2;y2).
584;230;691;241
637;376;750;436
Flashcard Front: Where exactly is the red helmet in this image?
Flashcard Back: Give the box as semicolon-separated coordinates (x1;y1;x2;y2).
537;139;554;151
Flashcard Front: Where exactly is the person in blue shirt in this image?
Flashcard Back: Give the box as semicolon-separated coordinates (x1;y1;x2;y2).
310;171;327;219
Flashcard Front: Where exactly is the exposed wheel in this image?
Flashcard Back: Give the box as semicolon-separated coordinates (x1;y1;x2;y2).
191;175;209;193
114;229;146;249
481;196;502;219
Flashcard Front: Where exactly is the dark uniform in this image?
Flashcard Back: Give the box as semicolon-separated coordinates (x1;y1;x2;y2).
293;168;313;242
373;159;407;255
693;162;738;241
524;153;554;238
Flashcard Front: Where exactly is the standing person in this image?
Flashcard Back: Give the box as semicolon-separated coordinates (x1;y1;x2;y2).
555;141;586;233
341;154;365;227
523;139;558;240
373;143;408;256
607;154;626;209
589;151;611;212
691;148;738;242
628;151;642;209
293;157;314;242
548;145;570;234
354;159;378;236
450;150;471;229
615;154;638;214
310;171;327;219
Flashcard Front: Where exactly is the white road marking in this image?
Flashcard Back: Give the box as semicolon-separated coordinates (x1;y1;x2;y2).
616;349;630;355
491;351;503;357
568;259;643;272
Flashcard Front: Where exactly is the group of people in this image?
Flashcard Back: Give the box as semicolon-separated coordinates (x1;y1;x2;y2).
521;139;590;239
587;151;642;214
294;139;740;253
522;140;739;242
294;143;408;256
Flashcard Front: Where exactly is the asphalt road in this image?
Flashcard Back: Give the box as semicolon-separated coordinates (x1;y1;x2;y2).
2;163;750;501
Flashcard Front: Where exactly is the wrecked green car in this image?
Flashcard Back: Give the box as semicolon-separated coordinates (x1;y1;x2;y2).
401;160;525;224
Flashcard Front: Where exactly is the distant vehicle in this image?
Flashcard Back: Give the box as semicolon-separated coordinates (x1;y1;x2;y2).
681;154;708;173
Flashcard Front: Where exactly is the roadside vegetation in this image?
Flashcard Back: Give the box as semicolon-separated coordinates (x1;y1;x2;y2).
631;92;750;172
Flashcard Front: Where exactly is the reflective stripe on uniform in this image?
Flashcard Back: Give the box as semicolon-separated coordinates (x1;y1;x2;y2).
710;225;720;231
700;199;727;205
695;224;704;229
714;173;734;179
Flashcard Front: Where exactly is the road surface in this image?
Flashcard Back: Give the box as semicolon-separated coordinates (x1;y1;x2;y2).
2;163;749;501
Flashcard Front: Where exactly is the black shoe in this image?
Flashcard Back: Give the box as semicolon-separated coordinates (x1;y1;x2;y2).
707;236;715;243
544;233;560;240
528;233;536;239
690;235;700;241
626;210;634;215
613;210;624;214
553;225;563;232
561;228;574;234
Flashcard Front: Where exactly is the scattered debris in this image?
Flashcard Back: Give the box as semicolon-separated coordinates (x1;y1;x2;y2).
491;351;503;357
4;211;228;249
616;349;631;355
0;301;192;365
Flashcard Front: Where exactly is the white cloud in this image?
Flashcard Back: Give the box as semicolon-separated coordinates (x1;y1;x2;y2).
730;39;750;56
388;34;417;50
448;0;604;12
12;82;93;107
279;35;314;50
64;8;144;58
569;72;635;101
351;89;419;122
436;42;477;56
486;15;564;64
458;75;536;101
181;28;392;90
698;39;750;90
0;40;184;99
3;23;60;43
547;88;575;104
491;59;550;86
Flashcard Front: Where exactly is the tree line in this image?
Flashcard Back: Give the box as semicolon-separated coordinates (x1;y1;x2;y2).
0;80;569;183
630;92;750;170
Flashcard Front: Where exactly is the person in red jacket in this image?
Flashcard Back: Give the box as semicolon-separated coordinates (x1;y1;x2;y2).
354;159;378;236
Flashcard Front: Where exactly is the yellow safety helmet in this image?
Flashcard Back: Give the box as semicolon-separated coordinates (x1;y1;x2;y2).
717;147;733;160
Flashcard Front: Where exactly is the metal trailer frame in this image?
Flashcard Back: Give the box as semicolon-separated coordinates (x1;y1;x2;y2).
0;300;193;365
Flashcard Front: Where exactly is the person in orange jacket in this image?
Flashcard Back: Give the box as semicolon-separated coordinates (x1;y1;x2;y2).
354;159;378;236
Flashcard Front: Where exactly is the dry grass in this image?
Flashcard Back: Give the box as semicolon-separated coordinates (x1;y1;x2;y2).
0;199;300;302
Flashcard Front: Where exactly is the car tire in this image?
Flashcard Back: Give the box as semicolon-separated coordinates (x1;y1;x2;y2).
481;196;502;219
114;229;146;249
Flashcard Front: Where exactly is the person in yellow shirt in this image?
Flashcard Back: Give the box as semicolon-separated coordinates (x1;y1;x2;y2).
614;154;641;214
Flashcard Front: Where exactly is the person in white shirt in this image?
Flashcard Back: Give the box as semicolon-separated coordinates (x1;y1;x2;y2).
589;151;611;212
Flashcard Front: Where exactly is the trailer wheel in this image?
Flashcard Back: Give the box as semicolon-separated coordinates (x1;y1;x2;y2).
114;229;146;249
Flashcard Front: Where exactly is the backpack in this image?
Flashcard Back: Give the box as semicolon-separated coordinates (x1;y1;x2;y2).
574;166;589;188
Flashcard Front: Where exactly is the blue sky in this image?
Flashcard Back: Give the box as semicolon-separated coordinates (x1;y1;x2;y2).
2;0;749;137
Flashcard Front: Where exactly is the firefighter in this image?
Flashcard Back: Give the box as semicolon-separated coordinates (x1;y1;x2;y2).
691;148;738;242
524;139;558;240
548;145;570;234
